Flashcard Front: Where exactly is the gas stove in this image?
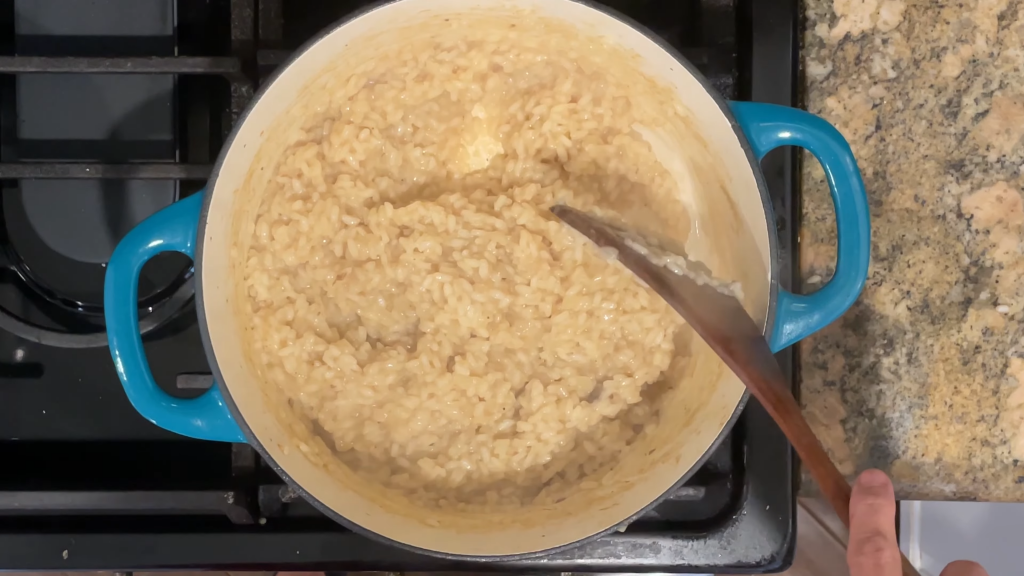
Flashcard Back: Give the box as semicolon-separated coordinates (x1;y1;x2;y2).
0;0;798;572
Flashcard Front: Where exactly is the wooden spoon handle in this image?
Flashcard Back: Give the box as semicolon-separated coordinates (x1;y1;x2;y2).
746;380;920;576
545;206;919;576
746;373;852;524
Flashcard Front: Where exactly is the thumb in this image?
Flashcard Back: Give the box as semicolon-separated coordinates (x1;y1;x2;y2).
847;469;901;576
940;560;989;576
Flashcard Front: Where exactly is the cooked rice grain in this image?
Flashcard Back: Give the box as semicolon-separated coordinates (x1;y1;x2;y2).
241;15;695;508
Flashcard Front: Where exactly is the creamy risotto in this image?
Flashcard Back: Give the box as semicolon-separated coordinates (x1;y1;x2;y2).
240;14;702;508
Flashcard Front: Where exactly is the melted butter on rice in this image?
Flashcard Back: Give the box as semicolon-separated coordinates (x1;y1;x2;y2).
239;13;711;509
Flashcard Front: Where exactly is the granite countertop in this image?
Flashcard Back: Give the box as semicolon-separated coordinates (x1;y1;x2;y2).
800;0;1024;501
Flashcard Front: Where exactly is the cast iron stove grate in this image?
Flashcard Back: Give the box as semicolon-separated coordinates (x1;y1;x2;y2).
0;0;797;572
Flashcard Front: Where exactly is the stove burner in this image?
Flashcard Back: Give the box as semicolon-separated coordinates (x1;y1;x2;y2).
4;180;190;313
23;182;174;264
0;183;195;348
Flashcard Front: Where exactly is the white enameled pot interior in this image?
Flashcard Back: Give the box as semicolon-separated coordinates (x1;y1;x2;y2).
199;0;771;557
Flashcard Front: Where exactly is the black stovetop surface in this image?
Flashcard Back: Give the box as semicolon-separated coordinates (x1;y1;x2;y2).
0;0;798;572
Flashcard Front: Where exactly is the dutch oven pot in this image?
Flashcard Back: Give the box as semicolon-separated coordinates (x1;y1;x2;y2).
103;0;869;560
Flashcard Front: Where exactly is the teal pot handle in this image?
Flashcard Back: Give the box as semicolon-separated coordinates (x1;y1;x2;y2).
104;192;245;442
730;101;870;352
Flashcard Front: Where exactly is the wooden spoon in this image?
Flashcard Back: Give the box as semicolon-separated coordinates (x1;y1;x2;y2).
550;205;919;576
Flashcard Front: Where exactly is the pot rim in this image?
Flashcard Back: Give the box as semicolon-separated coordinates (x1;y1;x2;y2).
194;0;780;561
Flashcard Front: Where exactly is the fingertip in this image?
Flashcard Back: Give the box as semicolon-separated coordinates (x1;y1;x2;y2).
848;469;900;575
855;468;893;491
849;468;897;536
940;560;989;576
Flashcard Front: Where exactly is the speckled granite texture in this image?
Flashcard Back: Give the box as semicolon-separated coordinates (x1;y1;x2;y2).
800;0;1024;501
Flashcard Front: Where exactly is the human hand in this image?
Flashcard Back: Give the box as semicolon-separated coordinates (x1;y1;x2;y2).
847;469;988;576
